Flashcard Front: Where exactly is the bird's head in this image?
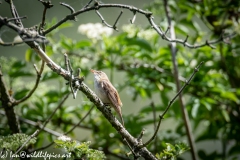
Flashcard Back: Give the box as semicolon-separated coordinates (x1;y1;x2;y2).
90;69;109;81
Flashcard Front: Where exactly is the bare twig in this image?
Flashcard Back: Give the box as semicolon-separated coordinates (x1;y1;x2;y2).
13;61;45;105
150;102;158;152
130;11;136;24
7;0;23;27
83;0;93;8
60;2;77;21
113;10;123;30
6;16;27;22
151;102;157;130
38;3;235;48
64;53;78;99
137;128;145;144
37;93;70;136
66;105;94;134
32;105;94;152
19;116;62;137
124;138;139;159
164;26;170;35
0;41;24;46
95;9;117;30
38;0;54;8
139;61;204;148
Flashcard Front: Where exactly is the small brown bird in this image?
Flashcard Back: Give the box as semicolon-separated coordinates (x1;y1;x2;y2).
90;69;124;126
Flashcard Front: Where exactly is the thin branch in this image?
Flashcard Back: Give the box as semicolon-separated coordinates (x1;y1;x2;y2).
150;102;157;130
83;0;93;8
137;128;145;144
0;41;24;46
64;53;78;99
164;26;170;35
37;93;70;136
95;10;116;29
108;150;129;160
60;2;75;14
38;0;54;9
12;129;39;158
124;138;139;159
32;105;94;152
18;116;62;137
6;16;27;22
183;35;189;46
150;102;158;152
0;37;48;46
39;3;234;48
13;61;45;106
112;10;123;30
139;61;204;148
60;2;77;21
32;142;54;152
130;11;136;24
65;105;94;134
7;0;23;27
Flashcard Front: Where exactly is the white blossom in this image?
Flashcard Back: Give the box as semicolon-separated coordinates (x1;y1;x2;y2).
137;29;157;41
78;23;113;39
58;135;71;141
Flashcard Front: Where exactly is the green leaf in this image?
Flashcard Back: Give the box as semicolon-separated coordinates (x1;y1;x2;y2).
25;49;33;62
14;88;29;99
75;40;92;49
220;91;239;103
124;37;152;52
9;70;33;78
191;101;200;118
221;110;230;122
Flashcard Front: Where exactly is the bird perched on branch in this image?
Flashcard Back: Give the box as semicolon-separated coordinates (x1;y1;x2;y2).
90;69;124;127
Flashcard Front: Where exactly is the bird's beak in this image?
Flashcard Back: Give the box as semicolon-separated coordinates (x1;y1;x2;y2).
90;69;96;73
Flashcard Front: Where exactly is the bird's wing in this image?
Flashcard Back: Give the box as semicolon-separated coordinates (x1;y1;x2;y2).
101;80;122;108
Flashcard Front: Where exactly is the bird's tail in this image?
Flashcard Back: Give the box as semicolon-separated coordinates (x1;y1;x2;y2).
114;106;125;127
119;113;125;127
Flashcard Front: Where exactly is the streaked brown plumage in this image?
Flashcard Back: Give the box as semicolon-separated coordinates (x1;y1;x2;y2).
90;69;124;126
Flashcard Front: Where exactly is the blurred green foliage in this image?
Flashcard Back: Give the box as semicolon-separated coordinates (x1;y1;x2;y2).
55;137;105;160
0;0;240;159
0;133;36;152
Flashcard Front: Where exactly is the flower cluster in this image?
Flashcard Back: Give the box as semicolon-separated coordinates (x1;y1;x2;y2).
78;23;113;39
57;135;71;142
122;24;157;40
